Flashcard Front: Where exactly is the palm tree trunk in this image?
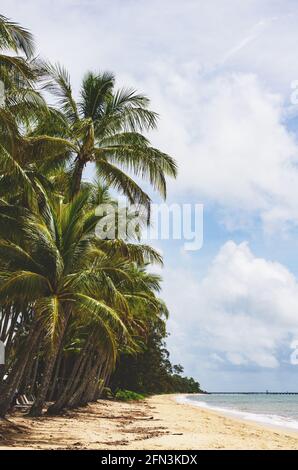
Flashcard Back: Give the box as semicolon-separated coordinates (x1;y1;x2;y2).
28;349;57;416
19;347;36;394
47;340;93;414
0;322;43;417
48;343;63;402
29;313;70;417
97;358;112;399
71;156;85;198
28;352;39;396
79;352;101;405
67;356;94;408
88;361;105;402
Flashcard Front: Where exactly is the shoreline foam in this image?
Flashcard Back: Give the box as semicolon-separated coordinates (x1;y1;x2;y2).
177;394;298;433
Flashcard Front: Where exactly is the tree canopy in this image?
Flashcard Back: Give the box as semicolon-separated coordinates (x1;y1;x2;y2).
0;13;200;418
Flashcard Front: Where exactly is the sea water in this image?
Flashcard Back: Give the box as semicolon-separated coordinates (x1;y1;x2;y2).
177;394;298;431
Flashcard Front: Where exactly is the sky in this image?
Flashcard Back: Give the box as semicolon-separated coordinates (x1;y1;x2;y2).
3;0;298;391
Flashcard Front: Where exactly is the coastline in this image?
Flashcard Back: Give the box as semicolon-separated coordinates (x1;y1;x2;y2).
1;394;298;450
176;394;298;434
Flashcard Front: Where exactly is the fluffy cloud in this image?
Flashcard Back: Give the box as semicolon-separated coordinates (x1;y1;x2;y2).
147;69;298;231
3;0;298;229
164;241;298;371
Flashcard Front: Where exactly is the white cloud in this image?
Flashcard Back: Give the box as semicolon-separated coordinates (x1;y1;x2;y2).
3;0;298;229
165;241;298;370
148;70;298;231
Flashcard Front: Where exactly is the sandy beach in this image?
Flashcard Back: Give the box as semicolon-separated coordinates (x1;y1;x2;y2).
0;394;298;450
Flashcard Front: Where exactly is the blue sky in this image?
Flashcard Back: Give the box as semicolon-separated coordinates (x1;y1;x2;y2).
4;0;298;391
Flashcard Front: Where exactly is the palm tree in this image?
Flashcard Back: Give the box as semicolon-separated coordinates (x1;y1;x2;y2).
0;187;164;416
0;13;35;87
0;87;75;212
0;17;74;213
47;258;165;414
42;65;177;214
0;14;179;420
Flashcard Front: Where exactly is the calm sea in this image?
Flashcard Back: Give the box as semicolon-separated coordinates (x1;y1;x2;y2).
178;394;298;431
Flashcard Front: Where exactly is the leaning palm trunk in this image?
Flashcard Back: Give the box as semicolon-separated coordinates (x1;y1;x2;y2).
29;313;71;416
84;353;112;403
47;339;93;415
66;355;96;408
97;357;113;400
18;345;38;395
84;359;106;403
28;349;57;416
71;156;86;197
73;351;113;407
78;353;102;406
0;321;43;417
28;351;40;396
48;344;63;402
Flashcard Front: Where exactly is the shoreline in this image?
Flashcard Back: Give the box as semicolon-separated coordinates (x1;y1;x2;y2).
176;394;298;438
176;394;298;435
1;394;298;450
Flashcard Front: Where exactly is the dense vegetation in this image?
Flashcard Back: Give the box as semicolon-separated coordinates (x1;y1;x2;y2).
0;14;200;418
111;320;202;394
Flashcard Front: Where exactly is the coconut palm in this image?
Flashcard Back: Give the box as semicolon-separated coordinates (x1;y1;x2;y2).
42;65;177;214
0;190;124;416
47;255;165;414
0;187;165;416
0;14;181;420
0;13;36;88
0;94;76;212
0;17;74;211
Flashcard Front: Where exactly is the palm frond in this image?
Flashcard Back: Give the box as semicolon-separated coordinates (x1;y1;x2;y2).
35;295;64;344
74;293;127;334
79;71;114;120
95;156;152;220
0;143;35;201
41;62;79;122
0;14;35;58
0;270;51;303
97;144;177;199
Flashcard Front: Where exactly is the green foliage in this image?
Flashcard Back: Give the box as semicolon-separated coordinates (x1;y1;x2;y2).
115;389;145;401
0;13;201;419
111;319;202;395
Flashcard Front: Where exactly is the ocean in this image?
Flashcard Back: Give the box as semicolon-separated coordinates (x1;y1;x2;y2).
178;394;298;431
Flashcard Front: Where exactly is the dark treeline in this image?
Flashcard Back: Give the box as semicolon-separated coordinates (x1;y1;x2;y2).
111;318;202;395
0;13;200;418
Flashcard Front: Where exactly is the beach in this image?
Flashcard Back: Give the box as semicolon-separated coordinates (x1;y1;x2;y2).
1;394;298;450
